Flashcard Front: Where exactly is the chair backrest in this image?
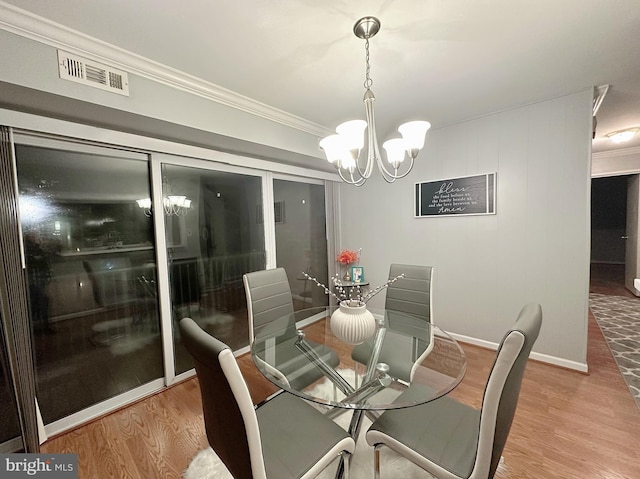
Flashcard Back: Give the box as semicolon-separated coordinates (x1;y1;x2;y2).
179;317;266;479
472;303;542;479
385;264;433;322
243;267;295;343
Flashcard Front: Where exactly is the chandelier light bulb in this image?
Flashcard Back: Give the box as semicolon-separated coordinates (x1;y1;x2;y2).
336;120;367;152
341;155;357;172
382;138;407;168
319;134;348;164
136;198;152;209
398;121;431;150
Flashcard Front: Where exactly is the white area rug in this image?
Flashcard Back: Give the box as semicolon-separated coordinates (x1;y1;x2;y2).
184;371;433;478
94;312;235;356
185;411;435;478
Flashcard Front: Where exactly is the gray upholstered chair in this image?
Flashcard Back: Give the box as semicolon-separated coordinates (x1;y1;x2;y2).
179;317;355;479
351;264;434;382
243;267;339;390
385;263;433;320
365;303;543;479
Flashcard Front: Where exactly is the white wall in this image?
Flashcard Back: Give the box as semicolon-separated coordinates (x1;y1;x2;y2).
339;89;593;370
592;147;640;177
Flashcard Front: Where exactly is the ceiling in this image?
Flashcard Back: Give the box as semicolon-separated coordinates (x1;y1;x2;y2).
3;0;640;154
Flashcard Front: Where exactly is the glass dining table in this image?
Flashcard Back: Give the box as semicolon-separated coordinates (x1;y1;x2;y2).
250;306;467;479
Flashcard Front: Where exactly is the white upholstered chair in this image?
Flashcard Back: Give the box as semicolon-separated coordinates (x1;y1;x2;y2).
351;264;434;382
243;267;339;390
179;317;355;479
366;303;543;479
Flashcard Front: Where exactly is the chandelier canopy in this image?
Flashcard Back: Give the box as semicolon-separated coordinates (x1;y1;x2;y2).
320;17;430;186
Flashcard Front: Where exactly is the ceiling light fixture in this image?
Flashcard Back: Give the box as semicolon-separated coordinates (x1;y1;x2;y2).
606;128;639;144
136;177;192;217
320;17;430;186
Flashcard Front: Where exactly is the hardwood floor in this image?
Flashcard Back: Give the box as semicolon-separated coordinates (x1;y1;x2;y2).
589;262;635;298
41;268;640;478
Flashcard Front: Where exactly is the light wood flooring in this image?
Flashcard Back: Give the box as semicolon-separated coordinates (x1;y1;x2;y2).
41;267;640;478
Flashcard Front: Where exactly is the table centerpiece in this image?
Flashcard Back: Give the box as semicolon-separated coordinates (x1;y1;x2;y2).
301;271;404;344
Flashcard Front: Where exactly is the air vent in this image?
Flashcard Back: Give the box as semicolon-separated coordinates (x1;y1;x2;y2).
57;50;129;96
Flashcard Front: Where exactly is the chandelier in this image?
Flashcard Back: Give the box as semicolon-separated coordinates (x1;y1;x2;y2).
136;178;192;217
319;17;431;186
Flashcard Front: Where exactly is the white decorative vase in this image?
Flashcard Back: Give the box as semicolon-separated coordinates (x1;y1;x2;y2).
330;301;376;345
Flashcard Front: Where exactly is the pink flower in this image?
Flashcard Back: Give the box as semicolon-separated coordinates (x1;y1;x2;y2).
336;249;359;265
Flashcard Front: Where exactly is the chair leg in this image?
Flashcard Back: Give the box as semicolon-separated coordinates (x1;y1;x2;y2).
373;444;383;479
341;451;351;479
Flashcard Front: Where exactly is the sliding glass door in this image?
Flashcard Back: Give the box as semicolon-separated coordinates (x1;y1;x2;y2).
5;125;334;438
14;138;163;427
160;163;266;375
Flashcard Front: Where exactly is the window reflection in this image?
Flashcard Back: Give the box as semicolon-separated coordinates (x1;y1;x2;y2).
16;144;162;424
161;165;266;375
274;180;329;311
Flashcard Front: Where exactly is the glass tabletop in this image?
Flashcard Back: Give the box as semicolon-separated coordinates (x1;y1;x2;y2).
250;306;467;410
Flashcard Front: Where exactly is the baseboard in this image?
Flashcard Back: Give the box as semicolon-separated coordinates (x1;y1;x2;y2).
449;332;589;373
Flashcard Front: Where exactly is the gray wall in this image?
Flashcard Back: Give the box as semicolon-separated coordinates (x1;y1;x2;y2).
339;89;593;370
0;29;330;170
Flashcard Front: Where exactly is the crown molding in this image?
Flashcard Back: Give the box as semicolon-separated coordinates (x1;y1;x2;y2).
0;2;332;138
592;145;640;160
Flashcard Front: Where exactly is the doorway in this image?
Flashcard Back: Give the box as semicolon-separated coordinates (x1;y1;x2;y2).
590;175;635;297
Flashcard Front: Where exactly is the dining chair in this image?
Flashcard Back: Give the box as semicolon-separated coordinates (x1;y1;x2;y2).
179;317;355;479
385;263;433;321
365;302;543;479
351;264;434;382
243;267;339;389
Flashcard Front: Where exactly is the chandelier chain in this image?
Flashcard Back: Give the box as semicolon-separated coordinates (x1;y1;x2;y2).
364;38;373;90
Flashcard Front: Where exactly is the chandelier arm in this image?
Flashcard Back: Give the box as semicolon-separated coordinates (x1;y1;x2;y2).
363;90;379;179
376;152;416;181
353;150;371;179
351;171;367;187
337;166;365;186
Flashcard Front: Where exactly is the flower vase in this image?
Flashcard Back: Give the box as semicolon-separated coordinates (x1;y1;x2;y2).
330;301;376;345
342;267;351;282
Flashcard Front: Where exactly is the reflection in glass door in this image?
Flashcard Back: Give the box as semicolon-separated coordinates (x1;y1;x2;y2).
15;140;163;426
273;179;329;310
161;164;266;375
